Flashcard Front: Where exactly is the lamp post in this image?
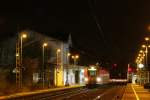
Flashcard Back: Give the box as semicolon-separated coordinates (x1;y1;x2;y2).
20;34;27;65
142;37;150;83
42;42;48;88
138;63;144;85
144;37;150;68
56;49;61;86
72;55;79;84
145;37;150;83
142;45;148;68
20;33;27;88
65;53;71;86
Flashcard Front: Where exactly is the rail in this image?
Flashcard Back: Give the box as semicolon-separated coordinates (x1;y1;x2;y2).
0;86;85;100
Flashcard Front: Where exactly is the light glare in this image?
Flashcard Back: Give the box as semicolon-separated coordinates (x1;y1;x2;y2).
22;34;27;38
145;37;149;41
57;49;61;52
138;63;144;68
43;43;48;47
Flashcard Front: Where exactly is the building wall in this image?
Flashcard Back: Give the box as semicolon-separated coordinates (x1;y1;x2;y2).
54;42;70;86
0;30;70;88
63;65;86;85
0;38;16;66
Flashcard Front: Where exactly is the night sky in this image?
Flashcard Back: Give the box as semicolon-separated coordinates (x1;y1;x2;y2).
1;0;150;73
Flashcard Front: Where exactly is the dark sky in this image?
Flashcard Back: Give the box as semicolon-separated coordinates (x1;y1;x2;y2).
1;0;150;69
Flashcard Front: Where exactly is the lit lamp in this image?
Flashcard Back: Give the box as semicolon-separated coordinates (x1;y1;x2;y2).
138;63;144;69
67;53;71;57
145;37;149;41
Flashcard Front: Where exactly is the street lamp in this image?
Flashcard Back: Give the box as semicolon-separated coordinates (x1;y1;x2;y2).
20;33;27;88
138;63;144;69
65;53;71;86
142;37;150;83
20;33;27;65
145;37;149;41
56;49;61;86
42;42;48;88
142;45;149;68
138;63;145;85
72;54;79;84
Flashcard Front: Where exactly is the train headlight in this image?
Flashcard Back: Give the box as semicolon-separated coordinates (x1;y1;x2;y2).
84;77;88;82
96;77;101;82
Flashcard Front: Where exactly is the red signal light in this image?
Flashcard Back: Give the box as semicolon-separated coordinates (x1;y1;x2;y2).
112;64;117;68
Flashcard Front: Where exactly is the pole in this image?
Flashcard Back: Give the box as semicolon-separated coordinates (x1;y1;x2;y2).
16;37;21;89
65;54;69;86
42;46;45;88
20;36;23;88
146;46;148;68
77;59;80;84
148;71;150;83
146;46;150;83
56;51;58;86
67;57;69;85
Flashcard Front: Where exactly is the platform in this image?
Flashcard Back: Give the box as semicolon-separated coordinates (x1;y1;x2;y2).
122;84;150;100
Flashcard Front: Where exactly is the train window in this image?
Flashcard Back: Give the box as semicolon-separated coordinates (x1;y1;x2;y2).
88;70;96;76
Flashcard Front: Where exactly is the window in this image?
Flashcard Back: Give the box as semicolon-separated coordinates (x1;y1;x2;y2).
88;70;96;77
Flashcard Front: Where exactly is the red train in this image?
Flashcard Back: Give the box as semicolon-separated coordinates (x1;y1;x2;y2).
84;65;110;87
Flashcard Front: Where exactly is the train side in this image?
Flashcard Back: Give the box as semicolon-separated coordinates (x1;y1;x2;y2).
84;66;110;87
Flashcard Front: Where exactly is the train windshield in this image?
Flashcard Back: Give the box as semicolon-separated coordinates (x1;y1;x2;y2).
88;70;96;77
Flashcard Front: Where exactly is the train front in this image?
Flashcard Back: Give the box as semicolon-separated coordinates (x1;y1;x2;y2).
84;66;101;87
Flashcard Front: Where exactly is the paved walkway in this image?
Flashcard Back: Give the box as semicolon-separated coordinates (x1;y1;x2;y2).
122;84;150;100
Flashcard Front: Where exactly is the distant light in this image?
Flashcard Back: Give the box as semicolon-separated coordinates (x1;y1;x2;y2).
88;66;97;71
72;54;79;59
138;63;144;68
12;68;19;73
22;34;27;38
140;50;143;53
43;43;48;47
128;67;132;72
75;55;79;59
138;54;141;56
145;37;149;41
16;53;19;57
142;45;146;48
96;77;101;82
81;69;84;73
57;49;61;52
84;77;88;82
67;53;71;56
134;75;137;77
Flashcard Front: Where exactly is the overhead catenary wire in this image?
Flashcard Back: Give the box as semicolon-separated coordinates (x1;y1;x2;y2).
88;0;108;48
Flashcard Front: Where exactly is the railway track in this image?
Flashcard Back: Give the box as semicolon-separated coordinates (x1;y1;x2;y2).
0;86;87;100
0;83;126;100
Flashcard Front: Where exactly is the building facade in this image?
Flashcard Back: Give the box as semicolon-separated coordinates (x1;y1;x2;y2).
0;30;72;91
